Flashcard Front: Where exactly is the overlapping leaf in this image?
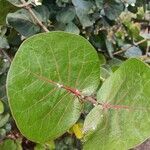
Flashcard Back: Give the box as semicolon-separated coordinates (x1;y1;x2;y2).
83;58;150;150
7;31;100;142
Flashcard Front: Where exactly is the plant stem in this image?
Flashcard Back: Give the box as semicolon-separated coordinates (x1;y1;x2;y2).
31;72;133;110
20;0;49;32
113;39;148;55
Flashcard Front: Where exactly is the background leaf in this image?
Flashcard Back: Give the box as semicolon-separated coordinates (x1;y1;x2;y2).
0;139;22;150
104;0;125;20
124;44;142;58
72;0;94;27
0;0;17;24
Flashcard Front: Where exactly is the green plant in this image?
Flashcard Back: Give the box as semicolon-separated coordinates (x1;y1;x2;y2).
0;0;150;149
6;31;150;150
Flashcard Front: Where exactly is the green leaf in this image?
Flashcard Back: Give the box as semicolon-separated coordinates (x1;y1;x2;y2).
7;31;100;143
6;6;49;37
0;113;10;128
6;9;41;37
104;0;124;20
0;36;10;49
83;58;150;150
107;58;123;72
72;0;94;27
124;45;142;58
0;139;22;150
0;0;17;24
34;5;50;24
100;67;111;81
56;8;76;24
0;128;6;140
65;22;80;34
105;39;114;58
0;100;4;114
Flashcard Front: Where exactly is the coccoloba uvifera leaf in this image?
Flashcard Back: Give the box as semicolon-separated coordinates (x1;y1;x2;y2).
7;31;100;143
83;58;150;150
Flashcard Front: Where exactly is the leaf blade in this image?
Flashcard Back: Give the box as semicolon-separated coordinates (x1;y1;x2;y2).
83;58;150;150
7;31;100;143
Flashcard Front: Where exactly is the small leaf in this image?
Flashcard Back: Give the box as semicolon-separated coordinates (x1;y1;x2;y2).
56;8;76;24
0;129;6;140
6;9;41;37
100;67;111;81
0;0;17;24
0;113;10;128
0;36;10;49
98;53;106;66
0;100;4;114
104;0;125;20
107;58;123;72
65;22;80;34
0;139;22;150
72;0;94;27
34;5;50;24
123;44;142;58
105;39;114;58
83;106;102;136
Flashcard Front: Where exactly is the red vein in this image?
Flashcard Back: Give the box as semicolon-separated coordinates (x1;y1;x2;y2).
30;71;150;112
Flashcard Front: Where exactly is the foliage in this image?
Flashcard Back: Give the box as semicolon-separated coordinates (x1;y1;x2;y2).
84;58;150;150
0;0;150;149
7;32;150;150
7;31;100;142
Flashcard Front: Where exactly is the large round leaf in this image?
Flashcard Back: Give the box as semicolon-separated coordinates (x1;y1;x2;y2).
7;32;100;143
83;58;150;150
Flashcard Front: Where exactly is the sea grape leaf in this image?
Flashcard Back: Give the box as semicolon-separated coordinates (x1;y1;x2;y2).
100;67;111;81
0;113;10;128
6;9;41;37
6;6;49;37
0;139;22;150
7;31;100;143
105;39;114;58
34;5;50;24
65;22;80;34
56;8;76;24
83;58;150;150
124;45;142;58
104;0;124;20
0;100;4;114
0;36;10;49
72;0;94;27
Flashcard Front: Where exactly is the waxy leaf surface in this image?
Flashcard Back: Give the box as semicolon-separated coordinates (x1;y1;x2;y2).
7;32;100;142
84;58;150;150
